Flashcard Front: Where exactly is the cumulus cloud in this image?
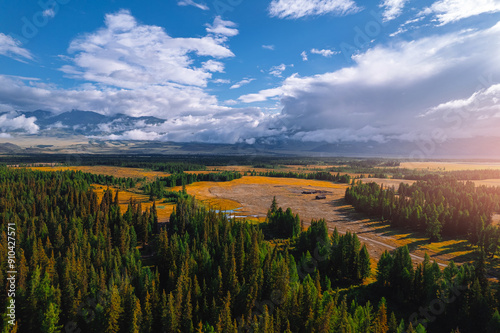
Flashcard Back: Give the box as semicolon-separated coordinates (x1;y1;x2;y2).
262;44;275;50
212;78;230;84
0;113;39;134
0;74;281;143
230;78;255;89
425;83;500;118
0;75;220;118
269;64;288;77
98;129;164;141
177;0;209;10
417;83;500;138
0;11;279;143
0;34;33;61
203;60;225;73
379;0;409;22
420;0;500;26
310;48;338;57
206;16;239;37
301;51;308;61
61;10;236;89
92;109;279;143
239;22;500;142
268;0;361;19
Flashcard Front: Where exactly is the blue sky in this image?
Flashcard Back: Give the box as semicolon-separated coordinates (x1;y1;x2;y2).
1;0;500;144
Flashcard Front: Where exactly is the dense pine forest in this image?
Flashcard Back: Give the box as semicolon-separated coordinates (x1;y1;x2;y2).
0;165;499;332
345;179;500;246
249;171;351;184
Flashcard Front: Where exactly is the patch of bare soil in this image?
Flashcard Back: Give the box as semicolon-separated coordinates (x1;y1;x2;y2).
206;181;456;267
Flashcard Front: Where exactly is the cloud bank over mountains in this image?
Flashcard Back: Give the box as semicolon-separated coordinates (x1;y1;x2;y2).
1;3;500;146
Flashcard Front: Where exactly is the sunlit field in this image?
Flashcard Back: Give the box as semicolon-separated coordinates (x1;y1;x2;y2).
172;175;347;212
400;161;500;171
92;184;175;223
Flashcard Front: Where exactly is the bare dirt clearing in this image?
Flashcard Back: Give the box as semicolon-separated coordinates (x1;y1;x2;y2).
178;176;463;267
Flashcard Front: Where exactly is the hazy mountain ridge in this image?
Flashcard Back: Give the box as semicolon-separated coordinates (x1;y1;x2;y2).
3;109;166;136
2;110;500;158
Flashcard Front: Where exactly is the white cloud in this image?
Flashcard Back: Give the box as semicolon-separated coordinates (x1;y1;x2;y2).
301;51;308;61
310;48;338;57
239;22;500;142
230;78;255;89
262;44;275;50
0;11;277;144
177;0;209;10
424;84;500;116
420;0;500;26
99;129;164;141
212;78;230;84
61;10;235;89
0;133;12;138
389;27;408;37
203;60;225;73
379;0;409;22
43;8;56;18
0;113;39;134
419;84;500;138
268;0;361;19
92;110;279;144
206;16;239;37
0;34;33;61
0;74;222;118
269;64;287;77
0;74;280;143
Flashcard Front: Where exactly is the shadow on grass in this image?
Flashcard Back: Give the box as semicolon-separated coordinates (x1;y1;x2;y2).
433;240;470;256
328;198;350;208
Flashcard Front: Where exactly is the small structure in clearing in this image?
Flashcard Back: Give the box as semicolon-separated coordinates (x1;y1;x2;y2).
302;190;317;194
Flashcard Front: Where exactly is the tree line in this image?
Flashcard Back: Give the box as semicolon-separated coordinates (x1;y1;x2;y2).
143;171;242;200
375;246;500;332
345;179;500;243
249;171;351;184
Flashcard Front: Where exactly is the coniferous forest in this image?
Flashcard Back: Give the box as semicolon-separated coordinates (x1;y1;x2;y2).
0;165;499;332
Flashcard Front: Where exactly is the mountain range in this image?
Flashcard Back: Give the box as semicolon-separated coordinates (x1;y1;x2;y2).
2;110;500;159
0;110;165;137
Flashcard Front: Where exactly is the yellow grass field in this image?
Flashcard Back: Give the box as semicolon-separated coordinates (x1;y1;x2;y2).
91;184;174;223
26;166;170;180
172;176;347;212
401;161;500;171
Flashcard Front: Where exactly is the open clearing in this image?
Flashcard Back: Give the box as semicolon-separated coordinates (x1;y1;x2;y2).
26;166;479;269
92;184;174;223
175;176;469;268
401;161;500;171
